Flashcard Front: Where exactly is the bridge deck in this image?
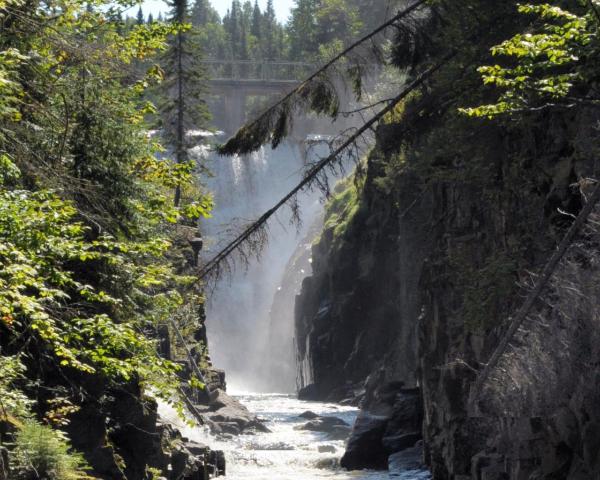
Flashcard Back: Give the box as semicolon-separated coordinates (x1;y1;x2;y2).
202;59;314;85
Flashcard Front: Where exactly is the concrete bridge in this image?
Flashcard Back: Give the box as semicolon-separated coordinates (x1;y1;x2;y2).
203;60;314;132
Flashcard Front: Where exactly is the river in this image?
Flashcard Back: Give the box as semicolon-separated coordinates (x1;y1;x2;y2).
159;392;431;480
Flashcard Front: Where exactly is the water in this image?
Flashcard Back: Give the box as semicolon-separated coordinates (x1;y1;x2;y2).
159;392;431;480
197;142;327;393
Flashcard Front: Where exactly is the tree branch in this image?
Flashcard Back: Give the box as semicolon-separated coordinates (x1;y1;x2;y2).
198;52;456;280
468;180;600;416
217;0;428;156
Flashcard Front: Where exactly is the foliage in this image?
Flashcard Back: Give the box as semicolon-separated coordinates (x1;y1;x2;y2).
0;0;212;421
461;3;597;118
0;356;32;420
9;421;91;480
322;174;364;247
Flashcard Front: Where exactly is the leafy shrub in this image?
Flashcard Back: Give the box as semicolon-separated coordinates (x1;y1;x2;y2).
9;421;90;480
0;355;32;420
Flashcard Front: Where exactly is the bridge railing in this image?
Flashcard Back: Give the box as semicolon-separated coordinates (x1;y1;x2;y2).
202;60;315;83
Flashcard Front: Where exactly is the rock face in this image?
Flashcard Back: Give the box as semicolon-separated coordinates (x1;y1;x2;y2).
295;63;600;478
62;379;225;480
295;170;433;401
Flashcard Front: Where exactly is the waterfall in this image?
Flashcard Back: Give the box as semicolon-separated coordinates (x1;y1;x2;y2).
196;140;323;393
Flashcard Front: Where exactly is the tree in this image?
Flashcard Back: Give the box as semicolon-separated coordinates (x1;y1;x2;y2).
136;5;145;25
148;13;154;24
288;0;318;58
251;0;262;39
462;3;597;118
315;0;362;47
191;0;220;26
0;0;212;423
262;0;277;59
159;0;211;206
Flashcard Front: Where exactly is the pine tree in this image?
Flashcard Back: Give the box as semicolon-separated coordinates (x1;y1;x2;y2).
251;0;261;39
262;0;276;59
228;1;242;58
158;11;164;22
136;6;144;25
159;0;211;206
289;0;318;58
147;13;154;24
191;0;210;26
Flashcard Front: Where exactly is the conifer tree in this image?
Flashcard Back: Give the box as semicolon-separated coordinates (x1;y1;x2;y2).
251;0;261;39
148;13;154;24
289;0;318;58
159;0;211;206
136;6;144;25
229;1;242;58
263;0;276;59
191;0;214;26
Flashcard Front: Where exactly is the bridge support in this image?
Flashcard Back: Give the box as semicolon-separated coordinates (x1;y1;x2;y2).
222;89;246;134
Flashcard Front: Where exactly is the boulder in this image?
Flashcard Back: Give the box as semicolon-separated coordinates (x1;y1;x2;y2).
340;412;389;470
318;445;337;453
382;432;421;454
194;389;270;434
298;384;323;401
388;445;425;475
298;410;319;420
296;416;349;433
327;425;352;440
208;450;226;477
314;457;340;470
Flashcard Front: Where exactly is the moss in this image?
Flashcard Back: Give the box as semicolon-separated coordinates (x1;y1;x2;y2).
317;174;364;251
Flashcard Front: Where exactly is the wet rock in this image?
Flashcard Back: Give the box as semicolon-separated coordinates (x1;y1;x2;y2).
0;446;8;480
296;416;348;433
341;412;389;470
217;422;241;435
388;444;425;475
195;389;270;435
185;440;210;458
318;445;337;453
314;457;340;469
327;425;352;440
382;433;421;454
208;450;226;477
298;384;323;401
299;410;319;420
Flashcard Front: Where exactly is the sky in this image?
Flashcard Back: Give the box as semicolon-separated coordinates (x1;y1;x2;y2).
138;0;295;22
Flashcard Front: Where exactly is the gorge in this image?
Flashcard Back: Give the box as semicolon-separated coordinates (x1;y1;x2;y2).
2;1;600;480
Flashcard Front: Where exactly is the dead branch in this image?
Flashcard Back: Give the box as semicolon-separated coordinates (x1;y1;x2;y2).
468;181;600;416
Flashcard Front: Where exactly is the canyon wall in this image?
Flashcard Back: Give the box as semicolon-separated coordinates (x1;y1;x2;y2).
293;3;600;475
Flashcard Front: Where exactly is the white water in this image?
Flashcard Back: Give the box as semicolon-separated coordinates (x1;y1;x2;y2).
197;141;328;393
159;392;430;480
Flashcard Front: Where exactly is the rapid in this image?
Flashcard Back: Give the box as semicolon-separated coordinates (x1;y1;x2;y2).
159;392;430;480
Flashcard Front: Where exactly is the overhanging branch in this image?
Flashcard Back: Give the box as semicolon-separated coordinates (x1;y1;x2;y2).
198;52;456;280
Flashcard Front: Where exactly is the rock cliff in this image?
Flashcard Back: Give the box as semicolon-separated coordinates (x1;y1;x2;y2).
294;7;600;476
